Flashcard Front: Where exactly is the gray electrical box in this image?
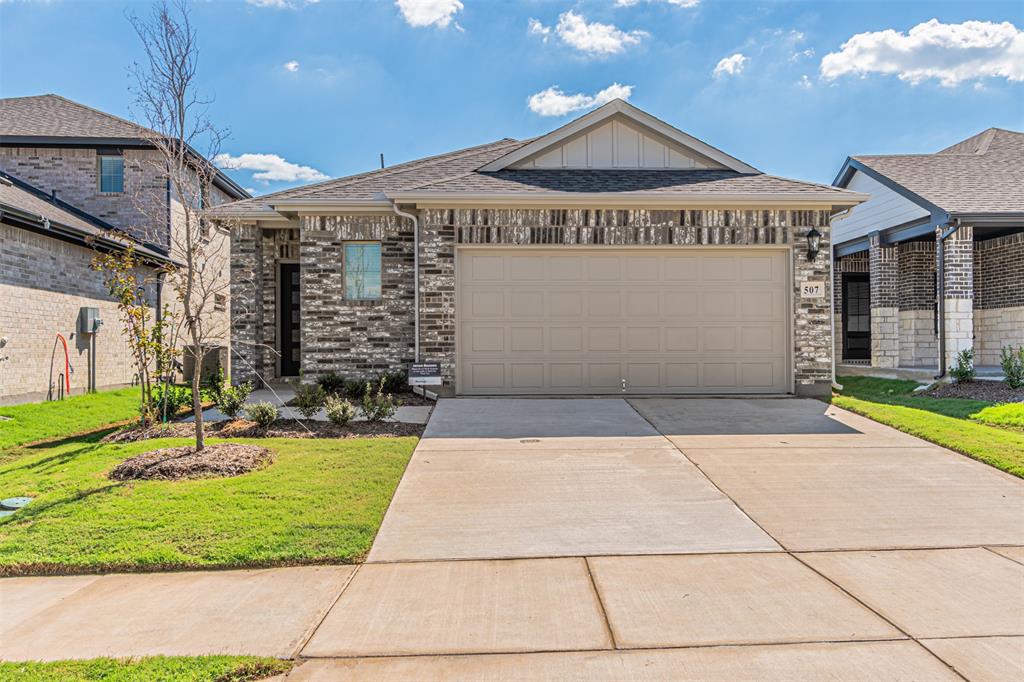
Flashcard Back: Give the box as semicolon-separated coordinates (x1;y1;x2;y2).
78;307;102;334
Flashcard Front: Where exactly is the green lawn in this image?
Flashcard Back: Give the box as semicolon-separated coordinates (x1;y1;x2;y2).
0;435;416;575
0;388;142;449
0;656;291;682
834;376;1024;478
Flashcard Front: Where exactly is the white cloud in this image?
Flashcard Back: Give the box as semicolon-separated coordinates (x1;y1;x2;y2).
283;60;300;72
395;0;463;29
531;11;647;56
615;0;700;7
528;18;551;42
214;153;329;184
713;53;748;78
798;75;813;89
527;83;634;117
246;0;319;8
821;19;1024;86
790;48;815;62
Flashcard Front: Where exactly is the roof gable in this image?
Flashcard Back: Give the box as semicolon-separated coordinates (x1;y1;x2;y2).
479;100;759;174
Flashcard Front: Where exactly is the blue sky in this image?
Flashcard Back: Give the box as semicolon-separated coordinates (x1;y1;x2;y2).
2;0;1022;195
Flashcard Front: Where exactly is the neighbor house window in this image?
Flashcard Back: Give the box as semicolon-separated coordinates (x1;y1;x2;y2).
98;155;124;193
344;242;382;300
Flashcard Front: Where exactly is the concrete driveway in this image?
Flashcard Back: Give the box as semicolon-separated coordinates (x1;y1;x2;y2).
297;397;1024;680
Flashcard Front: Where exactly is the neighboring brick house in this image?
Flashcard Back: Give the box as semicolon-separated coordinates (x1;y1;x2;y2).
0;94;249;403
0;171;172;404
216;100;864;397
832;127;1024;374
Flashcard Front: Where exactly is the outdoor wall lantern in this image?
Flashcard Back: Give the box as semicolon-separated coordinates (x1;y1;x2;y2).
805;227;822;261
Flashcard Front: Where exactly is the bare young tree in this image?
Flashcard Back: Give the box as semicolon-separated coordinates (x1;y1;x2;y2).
128;0;229;450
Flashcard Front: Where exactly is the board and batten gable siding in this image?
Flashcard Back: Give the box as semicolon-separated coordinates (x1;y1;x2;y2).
511;119;724;170
832;170;929;245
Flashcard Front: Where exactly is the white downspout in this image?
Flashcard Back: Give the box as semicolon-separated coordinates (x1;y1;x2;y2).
390;201;420;363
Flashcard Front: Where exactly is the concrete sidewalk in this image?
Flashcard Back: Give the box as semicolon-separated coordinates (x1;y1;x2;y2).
2;397;1022;680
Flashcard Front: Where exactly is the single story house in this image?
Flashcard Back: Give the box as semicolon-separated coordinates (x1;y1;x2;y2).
831;127;1023;376
215;100;866;397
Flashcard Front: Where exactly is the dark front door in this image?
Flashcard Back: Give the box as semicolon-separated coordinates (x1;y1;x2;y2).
279;263;301;377
842;273;871;361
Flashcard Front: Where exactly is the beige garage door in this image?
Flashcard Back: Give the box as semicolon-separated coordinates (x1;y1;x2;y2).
457;248;790;395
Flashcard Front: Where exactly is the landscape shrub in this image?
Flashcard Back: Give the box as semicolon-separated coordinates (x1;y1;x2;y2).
1000;345;1024;389
292;383;327;419
218;382;254;419
950;348;975;383
154;383;192;420
361;377;398;422
317;371;347;396
343;378;368;400
324;395;357;426
379;370;409;395
245;401;278;427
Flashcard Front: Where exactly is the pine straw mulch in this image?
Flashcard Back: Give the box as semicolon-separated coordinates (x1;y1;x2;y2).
925;381;1024;403
103;418;424;443
108;443;274;481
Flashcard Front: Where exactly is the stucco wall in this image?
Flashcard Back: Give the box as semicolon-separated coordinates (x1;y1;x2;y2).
0;224;157;404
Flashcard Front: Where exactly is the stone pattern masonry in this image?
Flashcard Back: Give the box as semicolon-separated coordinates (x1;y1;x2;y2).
868;235;899;369
974;233;1024;366
231;208;834;395
940;226;973;368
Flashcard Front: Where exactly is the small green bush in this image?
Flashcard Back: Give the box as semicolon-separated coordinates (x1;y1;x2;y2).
379;370;409;395
344;378;369;400
324;395;357;427
245;401;278;427
1000;345;1024;389
361;377;398;422
950;348;975;383
317;371;347;396
218;382;254;419
154;383;192;420
292;383;327;419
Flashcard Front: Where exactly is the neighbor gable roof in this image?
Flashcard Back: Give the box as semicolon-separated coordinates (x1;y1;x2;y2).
478;100;760;174
836;128;1024;216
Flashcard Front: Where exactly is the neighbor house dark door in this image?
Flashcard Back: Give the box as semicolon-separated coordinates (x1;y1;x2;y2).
279;263;301;377
842;273;871;361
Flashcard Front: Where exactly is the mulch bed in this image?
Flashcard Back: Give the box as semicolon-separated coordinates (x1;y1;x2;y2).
109;443;273;481
104;418;424;443
286;392;435;407
925;381;1024;402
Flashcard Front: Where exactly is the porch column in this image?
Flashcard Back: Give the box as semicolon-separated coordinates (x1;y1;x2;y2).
869;233;899;368
939;224;974;369
229;224;264;386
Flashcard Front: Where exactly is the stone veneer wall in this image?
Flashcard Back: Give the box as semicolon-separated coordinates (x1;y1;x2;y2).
418;208;834;396
974;232;1024;366
0;224;157;403
898;241;937;368
868;236;899;369
939;225;974;368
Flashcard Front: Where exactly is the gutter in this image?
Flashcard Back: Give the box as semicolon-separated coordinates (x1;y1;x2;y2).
390;201;421;363
830;236;841;392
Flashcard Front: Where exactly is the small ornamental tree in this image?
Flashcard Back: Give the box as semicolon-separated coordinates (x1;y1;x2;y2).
92;245;178;426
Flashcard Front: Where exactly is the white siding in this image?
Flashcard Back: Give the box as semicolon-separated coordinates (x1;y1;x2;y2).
832;170;930;245
512;119;725;170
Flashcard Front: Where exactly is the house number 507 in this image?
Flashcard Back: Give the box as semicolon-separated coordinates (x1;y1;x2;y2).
801;281;825;298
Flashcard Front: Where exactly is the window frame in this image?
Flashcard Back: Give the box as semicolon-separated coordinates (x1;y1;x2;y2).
343;241;383;302
97;153;124;194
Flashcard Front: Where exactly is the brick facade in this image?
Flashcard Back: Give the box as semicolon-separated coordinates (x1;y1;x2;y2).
868;235;899;368
939;226;974;367
231;207;835;396
0;224;158;403
974;233;1024;365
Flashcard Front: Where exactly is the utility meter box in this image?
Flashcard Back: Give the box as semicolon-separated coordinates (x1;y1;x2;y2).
78;307;102;334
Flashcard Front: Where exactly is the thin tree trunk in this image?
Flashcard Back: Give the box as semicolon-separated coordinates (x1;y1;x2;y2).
192;348;204;450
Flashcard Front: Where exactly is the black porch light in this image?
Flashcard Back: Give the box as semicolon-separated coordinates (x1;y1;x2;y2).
805;227;822;261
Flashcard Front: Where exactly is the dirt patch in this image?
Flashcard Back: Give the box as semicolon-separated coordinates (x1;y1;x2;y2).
925;381;1024;403
109;443;273;481
105;418;424;443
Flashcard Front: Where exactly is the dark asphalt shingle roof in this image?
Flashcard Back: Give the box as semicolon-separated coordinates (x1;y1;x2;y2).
0;94;152;139
853;128;1024;215
0;171;170;262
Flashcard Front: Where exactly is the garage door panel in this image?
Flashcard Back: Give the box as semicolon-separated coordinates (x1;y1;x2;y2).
458;249;789;395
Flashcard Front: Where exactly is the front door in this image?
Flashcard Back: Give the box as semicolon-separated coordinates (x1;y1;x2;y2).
842;273;870;361
279;263;301;377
